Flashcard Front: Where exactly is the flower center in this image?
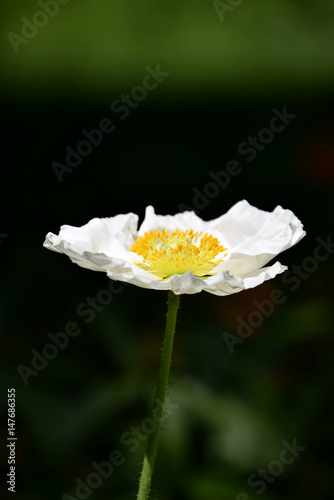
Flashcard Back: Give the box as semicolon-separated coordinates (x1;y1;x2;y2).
131;228;228;280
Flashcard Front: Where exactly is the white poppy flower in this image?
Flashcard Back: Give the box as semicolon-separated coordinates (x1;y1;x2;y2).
43;200;305;296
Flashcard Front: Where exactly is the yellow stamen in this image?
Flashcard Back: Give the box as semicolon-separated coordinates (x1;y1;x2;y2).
131;228;228;280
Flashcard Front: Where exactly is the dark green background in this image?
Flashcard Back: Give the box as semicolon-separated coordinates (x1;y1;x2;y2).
1;1;334;499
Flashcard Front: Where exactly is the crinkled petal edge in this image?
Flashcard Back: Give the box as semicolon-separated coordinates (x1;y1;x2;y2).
106;260;287;296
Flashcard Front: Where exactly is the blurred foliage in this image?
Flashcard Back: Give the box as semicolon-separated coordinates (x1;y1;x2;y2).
1;1;334;499
1;0;334;95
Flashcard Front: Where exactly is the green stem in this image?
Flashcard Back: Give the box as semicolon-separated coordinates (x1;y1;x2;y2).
137;290;180;500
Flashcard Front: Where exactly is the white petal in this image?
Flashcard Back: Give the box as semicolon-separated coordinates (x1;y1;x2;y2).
138;205;207;235
43;213;138;272
106;261;287;296
209;200;305;274
107;268;207;294
203;261;287;296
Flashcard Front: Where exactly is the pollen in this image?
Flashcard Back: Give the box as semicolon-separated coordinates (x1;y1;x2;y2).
130;228;228;280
